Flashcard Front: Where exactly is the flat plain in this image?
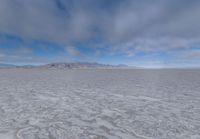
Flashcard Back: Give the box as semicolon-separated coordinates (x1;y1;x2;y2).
0;69;200;139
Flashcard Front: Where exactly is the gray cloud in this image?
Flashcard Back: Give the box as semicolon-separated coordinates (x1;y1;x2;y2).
1;0;200;42
0;53;5;58
65;46;80;56
102;38;200;58
179;50;200;59
0;46;33;63
0;0;200;62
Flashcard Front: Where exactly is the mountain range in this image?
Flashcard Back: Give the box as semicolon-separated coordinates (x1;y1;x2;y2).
0;63;17;68
0;62;130;69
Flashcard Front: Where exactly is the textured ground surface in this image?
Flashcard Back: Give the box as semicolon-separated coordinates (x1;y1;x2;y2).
0;69;200;139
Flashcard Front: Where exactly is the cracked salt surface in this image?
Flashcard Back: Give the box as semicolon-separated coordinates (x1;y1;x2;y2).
0;69;200;139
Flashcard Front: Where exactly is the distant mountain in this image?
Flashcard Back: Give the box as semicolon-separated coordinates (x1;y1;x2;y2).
39;62;129;69
116;64;129;67
0;63;16;68
17;65;37;69
0;62;131;69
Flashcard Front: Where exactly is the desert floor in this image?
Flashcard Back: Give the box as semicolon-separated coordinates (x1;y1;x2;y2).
0;69;200;139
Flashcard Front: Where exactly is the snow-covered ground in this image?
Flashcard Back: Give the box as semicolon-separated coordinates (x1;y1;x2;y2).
0;69;200;139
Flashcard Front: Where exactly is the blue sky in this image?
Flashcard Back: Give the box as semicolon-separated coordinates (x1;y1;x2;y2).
0;0;200;68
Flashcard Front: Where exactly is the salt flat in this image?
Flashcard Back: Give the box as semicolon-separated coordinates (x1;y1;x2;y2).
0;69;200;139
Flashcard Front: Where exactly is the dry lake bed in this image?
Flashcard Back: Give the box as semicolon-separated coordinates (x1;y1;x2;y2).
0;69;200;139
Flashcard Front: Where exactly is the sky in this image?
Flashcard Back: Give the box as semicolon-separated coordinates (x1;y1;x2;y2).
0;0;200;68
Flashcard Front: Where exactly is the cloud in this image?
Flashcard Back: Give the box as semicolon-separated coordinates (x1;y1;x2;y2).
0;53;5;58
0;0;200;43
0;0;200;65
65;46;80;56
179;50;200;59
0;45;34;63
103;37;200;58
0;45;32;55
